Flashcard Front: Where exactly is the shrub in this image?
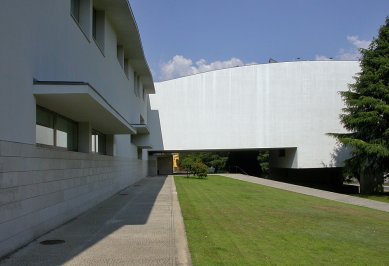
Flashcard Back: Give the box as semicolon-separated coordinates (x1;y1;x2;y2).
192;162;208;178
179;157;195;177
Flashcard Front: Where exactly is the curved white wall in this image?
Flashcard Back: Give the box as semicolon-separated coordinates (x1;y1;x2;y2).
149;61;360;168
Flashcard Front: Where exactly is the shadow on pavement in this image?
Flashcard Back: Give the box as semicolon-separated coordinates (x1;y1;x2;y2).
1;175;169;265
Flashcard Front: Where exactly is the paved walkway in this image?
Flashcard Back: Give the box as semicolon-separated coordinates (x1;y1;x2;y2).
223;174;389;213
0;176;191;266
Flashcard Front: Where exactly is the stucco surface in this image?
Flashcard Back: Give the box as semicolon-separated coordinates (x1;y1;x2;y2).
150;61;360;168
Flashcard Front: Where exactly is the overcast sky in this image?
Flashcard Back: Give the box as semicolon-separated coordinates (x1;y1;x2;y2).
129;0;389;81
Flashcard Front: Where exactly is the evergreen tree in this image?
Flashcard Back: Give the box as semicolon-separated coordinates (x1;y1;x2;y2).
333;17;389;193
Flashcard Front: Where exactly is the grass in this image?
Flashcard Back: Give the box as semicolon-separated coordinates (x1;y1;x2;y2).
175;175;389;265
355;194;389;203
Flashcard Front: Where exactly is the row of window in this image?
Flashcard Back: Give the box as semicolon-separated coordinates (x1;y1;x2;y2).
36;106;106;155
71;0;145;101
91;130;106;155
71;0;104;52
36;107;78;151
133;72;145;101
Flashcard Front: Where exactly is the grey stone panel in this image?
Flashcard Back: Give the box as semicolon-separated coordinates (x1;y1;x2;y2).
0;140;147;258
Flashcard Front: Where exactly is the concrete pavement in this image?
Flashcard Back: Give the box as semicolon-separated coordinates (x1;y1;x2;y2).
0;175;191;266
223;174;389;213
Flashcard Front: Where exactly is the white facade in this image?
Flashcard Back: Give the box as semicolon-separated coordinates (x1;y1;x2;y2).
0;0;154;257
0;0;362;258
147;61;360;169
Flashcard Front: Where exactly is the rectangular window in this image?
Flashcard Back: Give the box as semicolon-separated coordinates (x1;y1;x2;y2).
117;45;124;68
136;75;141;98
71;0;80;22
70;0;91;40
92;8;97;39
137;147;142;160
36;108;54;146
92;8;105;53
124;59;129;78
134;72;138;97
91;130;106;155
36;106;78;151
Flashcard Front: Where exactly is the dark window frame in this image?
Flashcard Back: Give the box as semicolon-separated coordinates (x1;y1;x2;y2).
70;0;80;22
91;129;107;155
92;8;105;55
36;106;78;151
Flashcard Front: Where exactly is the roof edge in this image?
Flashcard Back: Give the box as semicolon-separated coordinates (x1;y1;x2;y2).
156;60;360;83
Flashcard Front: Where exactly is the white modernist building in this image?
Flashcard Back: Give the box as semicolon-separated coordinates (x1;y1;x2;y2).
142;61;360;174
0;0;360;258
0;0;155;257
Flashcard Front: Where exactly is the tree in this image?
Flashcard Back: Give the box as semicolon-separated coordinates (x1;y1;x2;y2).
179;157;196;177
191;162;208;178
177;156;208;178
179;152;228;173
332;17;389;193
257;151;270;176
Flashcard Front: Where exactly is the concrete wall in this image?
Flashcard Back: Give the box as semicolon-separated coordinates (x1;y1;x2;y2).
269;167;344;187
269;148;297;168
157;156;173;175
0;140;147;257
0;0;153;257
147;156;158;177
0;0;148;146
149;61;360;169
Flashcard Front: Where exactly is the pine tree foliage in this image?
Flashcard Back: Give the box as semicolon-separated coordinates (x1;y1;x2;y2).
334;17;389;193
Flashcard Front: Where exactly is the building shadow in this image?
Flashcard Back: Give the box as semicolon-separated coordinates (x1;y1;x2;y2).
0;175;169;265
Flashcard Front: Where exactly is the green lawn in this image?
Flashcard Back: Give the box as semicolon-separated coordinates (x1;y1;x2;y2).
355;194;389;203
175;175;389;265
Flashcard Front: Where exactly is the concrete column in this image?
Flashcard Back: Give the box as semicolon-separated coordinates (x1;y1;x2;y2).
142;149;149;161
78;122;91;153
148;155;158;176
106;134;114;156
157;155;173;175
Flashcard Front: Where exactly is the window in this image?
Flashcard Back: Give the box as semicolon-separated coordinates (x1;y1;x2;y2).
70;0;91;40
92;8;97;39
137;147;142;160
36;106;78;151
91;130;106;155
137;76;141;97
134;72;138;97
124;59;129;78
278;149;286;157
117;45;124;68
71;0;80;22
92;8;105;53
36;108;54;146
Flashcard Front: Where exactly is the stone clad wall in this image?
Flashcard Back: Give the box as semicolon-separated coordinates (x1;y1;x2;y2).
0;140;147;257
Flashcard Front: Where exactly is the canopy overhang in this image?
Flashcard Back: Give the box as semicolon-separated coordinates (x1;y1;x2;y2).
131;124;150;135
33;80;136;135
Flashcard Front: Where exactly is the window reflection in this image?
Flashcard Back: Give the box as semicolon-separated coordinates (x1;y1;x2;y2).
36;125;54;146
92;130;106;155
35;106;78;151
